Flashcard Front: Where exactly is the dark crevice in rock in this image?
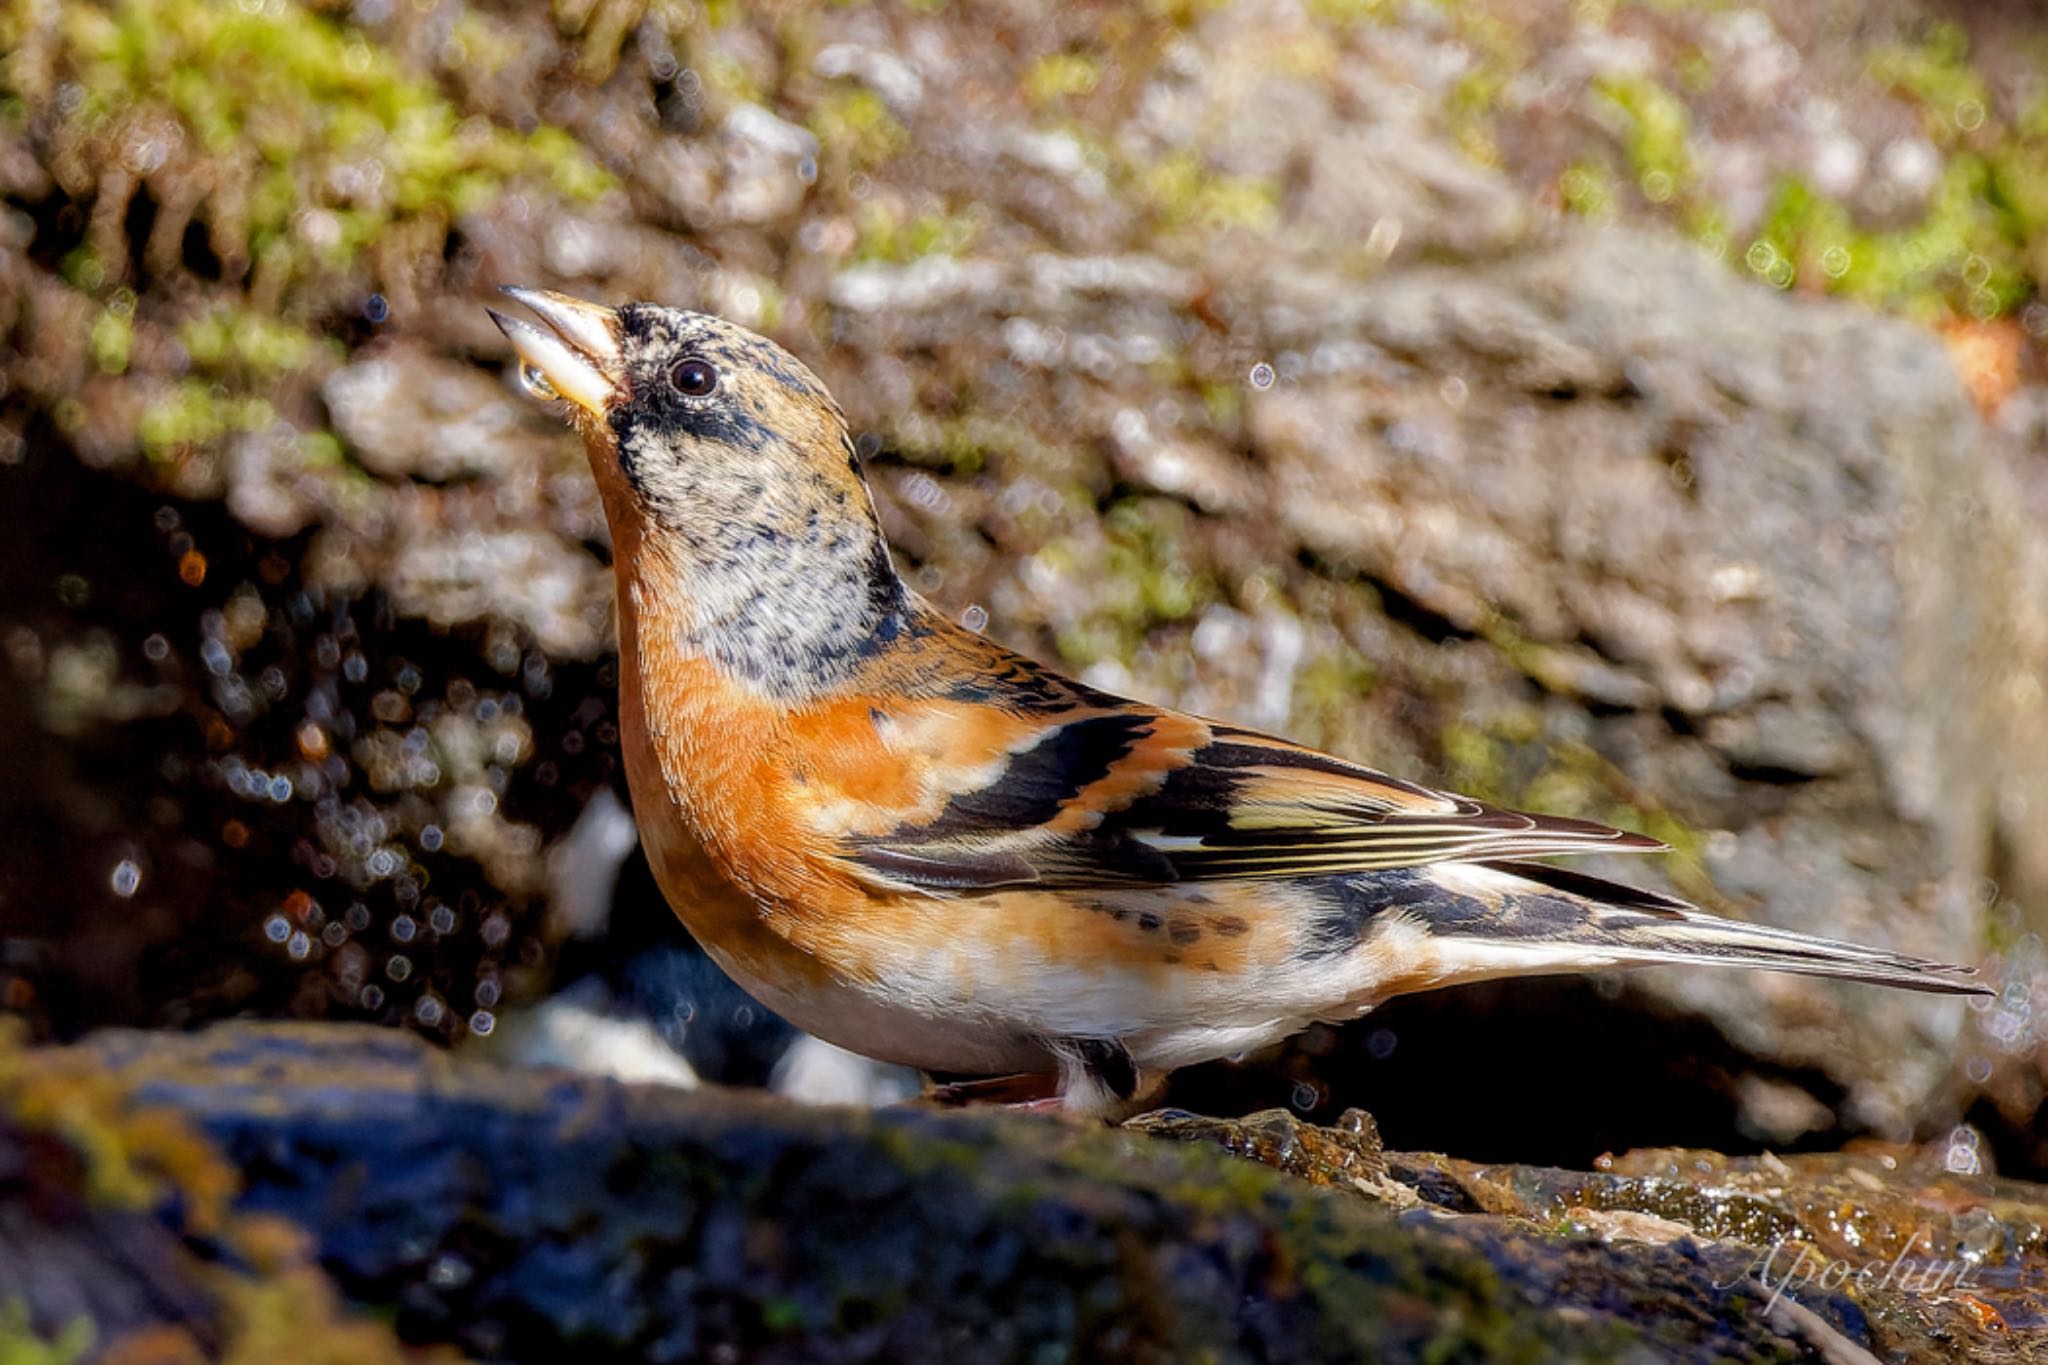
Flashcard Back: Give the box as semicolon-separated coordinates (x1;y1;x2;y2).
1162;976;1858;1170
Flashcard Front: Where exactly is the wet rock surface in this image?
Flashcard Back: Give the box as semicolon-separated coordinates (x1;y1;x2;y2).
1131;1103;2048;1361
10;1021;2044;1363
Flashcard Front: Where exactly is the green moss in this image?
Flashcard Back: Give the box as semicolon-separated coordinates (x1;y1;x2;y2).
0;0;567;468
1634;807;1711;903
1528;15;2045;324
297;429;346;467
1035;119;1278;245
1045;499;1223;668
1868;22;1989;136
529;124;615;202
868;1117;1015;1186
1747;158;2030;321
1673;49;1716;95
1023;51;1102;107
696;0;746;27
1438;708;1714;901
2;0;611;296
88;298;133;376
1591;73;1694;206
1137;149;1280;236
1048;1124;1285;1224
1447;68;1507;169
0;1302;91;1365
443;10;521;79
1780;21;2048;321
1106;499;1213;620
179;307;322;379
852;200;987;263
752;278;787;331
1440;716;1525;807
0;1019;238;1231
215;1252;433;1365
695;50;761;103
1198;380;1242;430
1305;0;1397;26
809;87;906;170
57;247;106;294
138;380;276;461
893;407;1085;483
0;1032;483;1362
1428;2;1526;168
551;0;656;81
1559;160;1615;219
1568;67;1730;241
1295;648;1377;712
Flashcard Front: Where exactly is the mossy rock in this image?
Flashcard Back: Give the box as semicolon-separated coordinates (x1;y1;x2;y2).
9;1020;1948;1363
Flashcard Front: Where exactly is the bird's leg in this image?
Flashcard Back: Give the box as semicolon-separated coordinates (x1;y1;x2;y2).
922;1071;1060;1107
1050;1038;1155;1120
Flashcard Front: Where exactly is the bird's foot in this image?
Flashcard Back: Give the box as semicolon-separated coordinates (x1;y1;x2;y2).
920;1071;1059;1108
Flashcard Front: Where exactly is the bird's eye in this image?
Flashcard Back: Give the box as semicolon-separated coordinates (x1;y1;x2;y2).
669;357;718;397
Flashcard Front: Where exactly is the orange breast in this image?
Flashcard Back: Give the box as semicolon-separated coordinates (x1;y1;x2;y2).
611;557;1306;1018
612;579;844;994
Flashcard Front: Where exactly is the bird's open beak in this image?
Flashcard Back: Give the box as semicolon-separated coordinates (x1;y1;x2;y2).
488;286;622;417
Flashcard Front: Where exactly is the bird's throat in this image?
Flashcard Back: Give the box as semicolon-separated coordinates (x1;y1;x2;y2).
610;510;910;702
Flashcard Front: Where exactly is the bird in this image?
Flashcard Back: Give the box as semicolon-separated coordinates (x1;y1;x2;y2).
489;286;1990;1119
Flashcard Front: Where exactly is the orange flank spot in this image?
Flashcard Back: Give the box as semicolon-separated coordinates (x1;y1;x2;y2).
221;819;249;849
769;881;1287;1000
999;887;1277;979
177;550;207;586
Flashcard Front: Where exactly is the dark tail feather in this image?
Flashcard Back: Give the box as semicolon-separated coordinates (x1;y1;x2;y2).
1444;860;1992;997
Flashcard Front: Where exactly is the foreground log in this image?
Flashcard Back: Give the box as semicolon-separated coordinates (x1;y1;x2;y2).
3;1022;2038;1362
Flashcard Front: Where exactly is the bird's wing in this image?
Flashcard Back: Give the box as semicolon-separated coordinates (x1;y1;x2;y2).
838;699;1663;894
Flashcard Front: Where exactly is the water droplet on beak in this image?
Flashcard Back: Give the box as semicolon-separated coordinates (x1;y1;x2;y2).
518;362;560;401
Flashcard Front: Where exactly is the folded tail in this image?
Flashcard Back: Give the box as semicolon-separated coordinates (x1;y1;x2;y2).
1397;859;1990;998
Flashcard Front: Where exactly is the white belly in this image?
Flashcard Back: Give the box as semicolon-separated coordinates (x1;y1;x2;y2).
699;941;1056;1076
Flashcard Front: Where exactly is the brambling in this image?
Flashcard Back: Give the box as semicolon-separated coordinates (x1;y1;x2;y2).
490;288;1989;1120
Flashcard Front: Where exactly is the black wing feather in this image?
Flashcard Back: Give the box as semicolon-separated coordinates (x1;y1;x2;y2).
845;709;1661;895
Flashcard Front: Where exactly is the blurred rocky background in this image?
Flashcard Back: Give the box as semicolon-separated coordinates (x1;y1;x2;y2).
3;0;2048;1356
